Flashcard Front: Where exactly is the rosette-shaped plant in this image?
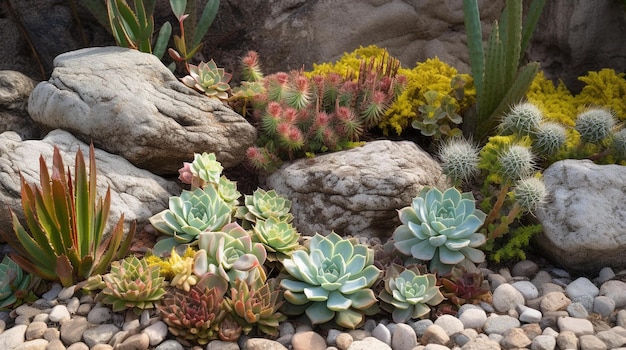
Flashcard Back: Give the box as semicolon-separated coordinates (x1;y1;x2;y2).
150;185;233;256
98;255;166;314
179;152;223;189
224;277;286;336
252;216;301;262
182;60;232;100
0;256;35;309
280;232;381;329
167;248;199;292
236;188;293;227
159;274;228;346
393;187;487;275
194;223;267;283
438;265;492;311
378;264;444;323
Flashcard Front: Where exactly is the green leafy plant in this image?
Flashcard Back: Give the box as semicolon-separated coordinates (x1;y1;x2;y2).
149;185;233;256
177;152;240;209
252;216;302;263
181;60;232;100
0;256;37;310
95;255;166;314
462;0;545;141
2;145;134;287
158;273;228;346
168;0;220;69
280;232;381;329
378;264;444;323
106;0;171;59
392;186;487;275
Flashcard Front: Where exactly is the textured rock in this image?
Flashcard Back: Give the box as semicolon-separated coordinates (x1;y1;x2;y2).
28;47;257;174
0;129;180;235
263;140;446;239
535;160;626;273
0;70;41;140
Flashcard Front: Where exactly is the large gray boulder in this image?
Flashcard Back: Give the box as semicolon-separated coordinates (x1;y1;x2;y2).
535;159;626;274
28;47;257;175
263;140;448;240
0;129;181;239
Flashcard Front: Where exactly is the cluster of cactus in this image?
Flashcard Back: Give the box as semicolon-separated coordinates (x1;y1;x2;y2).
232;50;406;171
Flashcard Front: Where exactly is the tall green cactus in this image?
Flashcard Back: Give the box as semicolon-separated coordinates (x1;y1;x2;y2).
462;0;545;142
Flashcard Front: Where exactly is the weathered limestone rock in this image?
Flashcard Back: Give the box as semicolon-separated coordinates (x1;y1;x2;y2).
0;129;181;238
0;71;41;140
263;140;447;240
535;159;626;274
28;47;257;175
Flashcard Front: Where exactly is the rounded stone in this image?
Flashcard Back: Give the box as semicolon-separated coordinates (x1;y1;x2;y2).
434;314;464;336
371;324;391;345
291;331;326;350
154;340;184;350
540;292;571;312
511;260;539;278
458;308;487;329
492;283;526;312
565;277;600;299
531;334;557;350
48;305;70;323
599;280;626;307
512;280;540;300
420;325;449;346
483;315;521;335
391;323;417;350
567;302;590;318
25;321;47;340
593;295;616;318
335;333;353;350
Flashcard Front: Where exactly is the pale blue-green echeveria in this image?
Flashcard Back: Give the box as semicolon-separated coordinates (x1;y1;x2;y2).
0;256;33;309
194;222;267;284
280;232;381;329
393;186;487;275
252;216;301;262
190;152;223;185
236;188;293;226
378;264;444;323
150;185;233;256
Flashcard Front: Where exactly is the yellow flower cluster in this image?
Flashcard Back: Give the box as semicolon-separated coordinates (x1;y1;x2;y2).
526;71;577;127
307;45;391;79
381;58;475;136
575;68;626;120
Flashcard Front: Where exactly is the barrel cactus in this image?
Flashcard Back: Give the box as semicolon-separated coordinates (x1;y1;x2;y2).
393;186;487;275
280;232;381;328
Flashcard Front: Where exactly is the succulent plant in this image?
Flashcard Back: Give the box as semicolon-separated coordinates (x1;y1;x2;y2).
378;264;444;323
159;274;228;345
392;186;487;275
149;185;233;256
97;255;166;314
182;59;232;100
2;144;134;287
612;128;626;159
181;152;223;188
531;122;567;156
0;256;35;309
236;188;293;227
438;265;491;312
575;108;616;144
224;277;286;336
512;177;547;213
438;136;481;185
280;232;381;329
252;216;302;262
194;222;267;283
499;102;544;136
166;248;199;292
497;144;536;183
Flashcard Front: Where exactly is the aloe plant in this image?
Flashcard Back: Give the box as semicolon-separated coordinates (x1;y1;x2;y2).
280;232;381;328
462;0;545;141
168;0;220;69
2;145;134;287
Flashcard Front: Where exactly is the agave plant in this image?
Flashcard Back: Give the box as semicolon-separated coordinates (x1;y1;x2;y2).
392;186;487;275
280;232;381;329
1;145;134;287
182;60;232;100
236;188;293;227
159;273;228;346
224;274;286;336
252;216;301;262
0;256;36;309
97;255;166;314
194;222;267;283
149;185;233;256
378;264;444;323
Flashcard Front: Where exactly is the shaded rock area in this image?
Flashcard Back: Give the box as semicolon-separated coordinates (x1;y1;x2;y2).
0;129;181;239
535;159;626;274
0;70;41;140
28;47;257;175
263;140;447;239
